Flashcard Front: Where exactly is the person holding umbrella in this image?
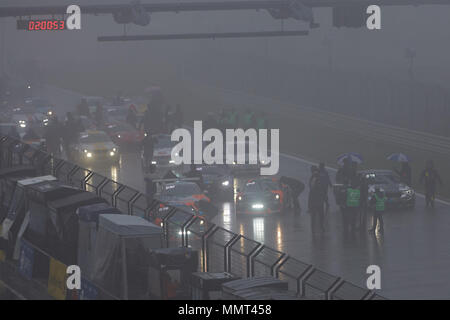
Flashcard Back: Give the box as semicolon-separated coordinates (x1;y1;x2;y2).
336;152;363;185
388;153;412;186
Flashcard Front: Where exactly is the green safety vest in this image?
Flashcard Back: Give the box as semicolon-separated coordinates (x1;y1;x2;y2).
228;112;237;126
243;113;254;126
256;118;265;129
374;194;387;212
346;188;361;207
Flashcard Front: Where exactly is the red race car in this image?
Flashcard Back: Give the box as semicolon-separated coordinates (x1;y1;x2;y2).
105;122;144;147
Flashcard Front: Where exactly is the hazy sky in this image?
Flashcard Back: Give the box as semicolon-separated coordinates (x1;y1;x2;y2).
1;0;450;86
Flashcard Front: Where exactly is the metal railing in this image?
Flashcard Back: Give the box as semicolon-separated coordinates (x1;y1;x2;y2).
0;136;384;300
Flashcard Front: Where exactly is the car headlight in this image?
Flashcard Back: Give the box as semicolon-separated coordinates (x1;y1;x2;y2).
109;151;115;157
151;161;157;165
113;147;117;152
47;111;53;116
275;194;280;200
117;134;121;139
401;189;414;196
169;160;175;164
238;196;242;201
252;203;264;209
222;180;230;187
86;152;92;158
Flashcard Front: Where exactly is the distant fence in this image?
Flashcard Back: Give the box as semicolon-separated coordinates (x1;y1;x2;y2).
185;53;450;138
0;136;384;300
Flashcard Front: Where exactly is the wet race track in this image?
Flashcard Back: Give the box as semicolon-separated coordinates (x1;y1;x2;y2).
45;84;450;299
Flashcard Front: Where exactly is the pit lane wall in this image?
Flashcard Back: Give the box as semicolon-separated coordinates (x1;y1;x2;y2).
0;136;384;300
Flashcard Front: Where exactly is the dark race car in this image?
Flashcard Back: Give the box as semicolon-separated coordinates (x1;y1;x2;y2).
195;164;234;199
155;181;218;219
236;177;289;215
360;169;415;210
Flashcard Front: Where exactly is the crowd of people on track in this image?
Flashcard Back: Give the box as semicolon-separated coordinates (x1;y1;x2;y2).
304;157;443;238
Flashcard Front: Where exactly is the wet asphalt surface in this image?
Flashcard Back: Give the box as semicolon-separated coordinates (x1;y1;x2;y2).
29;84;450;299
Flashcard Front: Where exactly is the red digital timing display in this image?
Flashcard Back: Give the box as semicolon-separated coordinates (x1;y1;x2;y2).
27;20;66;31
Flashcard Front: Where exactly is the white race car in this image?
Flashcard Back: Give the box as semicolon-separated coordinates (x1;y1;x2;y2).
71;130;119;163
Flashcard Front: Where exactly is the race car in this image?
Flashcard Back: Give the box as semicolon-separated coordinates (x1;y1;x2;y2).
360;169;415;210
71;130;119;163
105;122;144;147
225;140;267;175
104;106;129;123
235;177;287;215
154;181;217;218
24;97;54;117
151;134;179;170
195;164;234;199
10;109;45;134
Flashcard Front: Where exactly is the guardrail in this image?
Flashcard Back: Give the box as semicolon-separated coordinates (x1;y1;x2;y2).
189;82;450;156
0;135;384;300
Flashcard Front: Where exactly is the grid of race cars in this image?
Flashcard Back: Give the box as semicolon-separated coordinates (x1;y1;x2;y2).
0;93;416;225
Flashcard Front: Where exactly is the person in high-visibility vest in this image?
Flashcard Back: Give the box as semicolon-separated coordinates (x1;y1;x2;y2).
227;108;238;128
255;111;267;130
242;108;254;129
344;179;361;236
368;187;386;233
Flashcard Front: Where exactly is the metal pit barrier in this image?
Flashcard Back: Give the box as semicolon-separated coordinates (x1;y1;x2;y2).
0;136;386;300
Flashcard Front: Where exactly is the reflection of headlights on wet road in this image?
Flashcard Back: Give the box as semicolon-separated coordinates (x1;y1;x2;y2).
252;203;264;209
222;180;230;187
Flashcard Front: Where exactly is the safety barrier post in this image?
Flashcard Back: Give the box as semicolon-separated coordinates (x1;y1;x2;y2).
181;215;196;247
82;171;94;191
126;190;141;215
226;235;241;273
111;184;125;208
